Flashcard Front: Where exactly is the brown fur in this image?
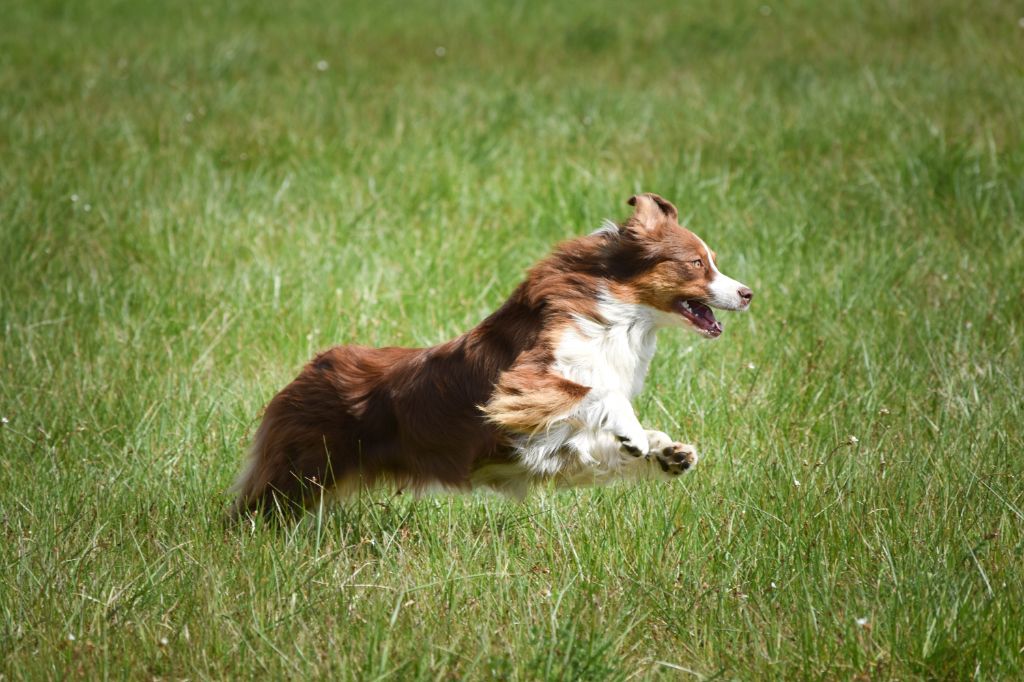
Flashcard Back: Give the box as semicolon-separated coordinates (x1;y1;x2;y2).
232;193;737;518
481;348;591;433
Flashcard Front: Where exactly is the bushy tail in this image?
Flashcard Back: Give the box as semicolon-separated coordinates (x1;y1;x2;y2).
227;415;280;522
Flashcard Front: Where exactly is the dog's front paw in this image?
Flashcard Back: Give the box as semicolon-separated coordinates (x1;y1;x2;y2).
654;442;698;476
615;429;650;458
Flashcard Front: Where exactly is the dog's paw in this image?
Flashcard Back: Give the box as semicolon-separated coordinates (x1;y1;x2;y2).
615;429;650;458
645;430;674;452
654;442;698;476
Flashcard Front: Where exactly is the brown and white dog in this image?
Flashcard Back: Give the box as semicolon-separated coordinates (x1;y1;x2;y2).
232;193;752;518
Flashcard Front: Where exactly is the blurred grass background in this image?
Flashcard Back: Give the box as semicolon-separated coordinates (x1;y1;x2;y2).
1;0;1022;678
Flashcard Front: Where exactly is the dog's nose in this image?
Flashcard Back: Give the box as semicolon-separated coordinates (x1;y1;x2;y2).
738;287;753;304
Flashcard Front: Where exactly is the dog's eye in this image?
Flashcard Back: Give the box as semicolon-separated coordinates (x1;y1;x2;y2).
690;259;703;268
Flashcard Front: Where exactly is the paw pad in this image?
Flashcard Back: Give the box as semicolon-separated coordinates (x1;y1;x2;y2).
656;443;697;476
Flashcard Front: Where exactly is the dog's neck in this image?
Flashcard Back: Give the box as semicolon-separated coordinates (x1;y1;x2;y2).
464;235;672;397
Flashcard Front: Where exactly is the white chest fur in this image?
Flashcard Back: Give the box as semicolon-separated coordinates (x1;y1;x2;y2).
553;295;659;398
504;294;667;479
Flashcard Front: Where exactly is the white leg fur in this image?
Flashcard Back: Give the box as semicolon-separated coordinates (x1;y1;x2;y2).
554;429;697;487
510;391;648;478
587;391;650;456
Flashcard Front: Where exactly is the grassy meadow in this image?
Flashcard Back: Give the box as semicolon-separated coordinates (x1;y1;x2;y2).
2;0;1023;678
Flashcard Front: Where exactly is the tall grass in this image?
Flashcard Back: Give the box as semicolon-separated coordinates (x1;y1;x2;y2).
1;0;1022;678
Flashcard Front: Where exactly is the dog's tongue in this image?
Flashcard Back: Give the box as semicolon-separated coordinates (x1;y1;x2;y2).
674;299;723;337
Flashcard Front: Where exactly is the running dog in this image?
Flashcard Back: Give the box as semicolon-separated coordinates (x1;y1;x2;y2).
232;193;753;517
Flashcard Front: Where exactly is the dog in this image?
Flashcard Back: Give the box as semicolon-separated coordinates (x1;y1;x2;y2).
232;193;752;518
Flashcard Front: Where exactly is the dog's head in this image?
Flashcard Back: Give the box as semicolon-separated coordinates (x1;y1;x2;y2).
611;193;753;338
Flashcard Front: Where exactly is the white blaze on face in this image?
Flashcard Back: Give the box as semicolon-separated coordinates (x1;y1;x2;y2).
699;237;751;311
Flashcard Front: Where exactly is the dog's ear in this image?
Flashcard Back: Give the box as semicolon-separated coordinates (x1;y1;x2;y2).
625;193;678;233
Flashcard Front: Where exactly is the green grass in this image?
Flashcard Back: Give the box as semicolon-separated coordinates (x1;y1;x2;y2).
2;0;1023;678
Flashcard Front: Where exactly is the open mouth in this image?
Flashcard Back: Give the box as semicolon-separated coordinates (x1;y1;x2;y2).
673;299;723;338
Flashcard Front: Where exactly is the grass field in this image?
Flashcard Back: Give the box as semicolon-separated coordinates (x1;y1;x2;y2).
2;0;1023;678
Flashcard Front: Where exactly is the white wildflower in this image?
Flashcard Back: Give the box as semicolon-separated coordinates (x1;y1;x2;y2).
316;60;329;71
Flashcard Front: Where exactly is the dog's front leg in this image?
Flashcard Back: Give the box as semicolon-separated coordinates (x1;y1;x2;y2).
570;393;698;479
583;391;650;458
